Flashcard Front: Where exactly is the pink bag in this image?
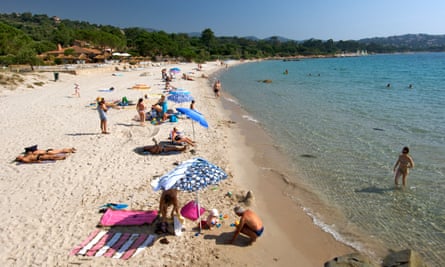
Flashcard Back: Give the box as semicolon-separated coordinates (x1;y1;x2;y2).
180;200;206;221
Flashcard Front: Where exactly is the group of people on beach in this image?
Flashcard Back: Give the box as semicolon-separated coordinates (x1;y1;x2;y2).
158;189;264;244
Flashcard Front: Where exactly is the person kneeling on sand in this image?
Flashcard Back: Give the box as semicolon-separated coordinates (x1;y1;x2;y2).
229;206;264;245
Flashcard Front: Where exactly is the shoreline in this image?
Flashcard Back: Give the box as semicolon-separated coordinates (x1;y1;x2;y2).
218;87;357;266
0;61;357;267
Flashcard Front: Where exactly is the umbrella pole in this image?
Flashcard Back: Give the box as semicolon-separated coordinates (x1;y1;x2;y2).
197;192;202;233
192;120;196;140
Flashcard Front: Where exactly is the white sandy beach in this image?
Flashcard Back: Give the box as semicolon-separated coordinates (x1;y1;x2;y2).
0;61;355;266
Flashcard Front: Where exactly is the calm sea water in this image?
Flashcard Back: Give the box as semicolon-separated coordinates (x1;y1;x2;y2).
218;53;445;265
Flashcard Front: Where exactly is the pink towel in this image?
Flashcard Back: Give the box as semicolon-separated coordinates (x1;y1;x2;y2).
99;209;158;226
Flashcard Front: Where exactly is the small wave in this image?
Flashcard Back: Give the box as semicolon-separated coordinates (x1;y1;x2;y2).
242;115;259;123
302;207;374;257
223;97;239;105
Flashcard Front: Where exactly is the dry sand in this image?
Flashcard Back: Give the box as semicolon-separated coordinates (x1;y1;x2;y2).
0;61;355;266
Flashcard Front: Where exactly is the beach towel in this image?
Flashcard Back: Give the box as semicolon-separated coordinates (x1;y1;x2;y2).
70;230;156;260
99;209;158;226
180;200;206;221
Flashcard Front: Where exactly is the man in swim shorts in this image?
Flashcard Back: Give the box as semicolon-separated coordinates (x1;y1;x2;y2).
229;206;264;245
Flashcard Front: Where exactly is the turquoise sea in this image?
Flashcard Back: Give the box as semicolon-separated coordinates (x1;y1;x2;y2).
217;53;445;266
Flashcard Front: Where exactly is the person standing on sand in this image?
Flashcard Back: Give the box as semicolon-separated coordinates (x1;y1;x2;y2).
73;83;80;97
393;146;415;187
158;189;180;233
136;98;146;126
229;206;264;245
97;97;109;134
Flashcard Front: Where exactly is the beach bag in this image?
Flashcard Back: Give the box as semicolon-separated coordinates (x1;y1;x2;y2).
169;115;177;122
180;200;206;221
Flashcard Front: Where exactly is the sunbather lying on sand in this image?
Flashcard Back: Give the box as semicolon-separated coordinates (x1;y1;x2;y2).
15;153;67;163
143;138;186;154
26;147;76;155
15;146;76;163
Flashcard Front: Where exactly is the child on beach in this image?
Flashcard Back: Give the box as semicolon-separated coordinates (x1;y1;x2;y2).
393;146;415;187
206;209;219;230
136;98;146;125
97;97;109;134
73;83;80;97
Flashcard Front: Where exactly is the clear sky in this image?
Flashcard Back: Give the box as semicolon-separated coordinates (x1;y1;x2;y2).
2;0;444;41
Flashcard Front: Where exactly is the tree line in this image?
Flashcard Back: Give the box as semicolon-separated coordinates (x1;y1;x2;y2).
0;12;434;67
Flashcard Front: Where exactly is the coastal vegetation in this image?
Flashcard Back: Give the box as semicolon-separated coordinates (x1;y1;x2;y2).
1;12;445;67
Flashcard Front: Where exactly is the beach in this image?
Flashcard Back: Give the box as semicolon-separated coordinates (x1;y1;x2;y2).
0;61;355;266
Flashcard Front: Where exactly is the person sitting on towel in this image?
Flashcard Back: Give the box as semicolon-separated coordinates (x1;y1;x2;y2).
229;206;264;245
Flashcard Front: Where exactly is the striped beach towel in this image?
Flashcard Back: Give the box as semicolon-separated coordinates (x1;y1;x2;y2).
70;230;156;260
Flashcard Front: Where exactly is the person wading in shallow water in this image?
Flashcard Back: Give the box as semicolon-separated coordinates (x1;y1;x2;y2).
393;146;415;187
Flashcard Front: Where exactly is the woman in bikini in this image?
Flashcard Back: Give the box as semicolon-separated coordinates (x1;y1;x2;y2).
171;127;195;146
15;153;67;163
393;146;415;187
136;98;146;125
27;147;76;155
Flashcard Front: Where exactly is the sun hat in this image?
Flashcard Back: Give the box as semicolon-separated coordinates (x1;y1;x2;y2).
210;208;219;217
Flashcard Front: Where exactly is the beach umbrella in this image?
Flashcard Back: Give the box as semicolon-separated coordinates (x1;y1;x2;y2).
167;93;194;103
169;67;181;74
176;107;208;139
151;157;228;232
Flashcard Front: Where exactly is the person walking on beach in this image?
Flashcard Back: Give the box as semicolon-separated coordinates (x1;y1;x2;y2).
73;83;80;97
393;146;415;187
213;80;222;98
97;97;109;134
229;206;264;245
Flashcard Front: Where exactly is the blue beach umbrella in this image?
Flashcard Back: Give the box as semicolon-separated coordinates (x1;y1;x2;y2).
176;107;208;139
151;157;228;232
169;67;181;74
167;92;194;103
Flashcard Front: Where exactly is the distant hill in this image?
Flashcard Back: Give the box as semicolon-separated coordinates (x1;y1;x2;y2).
359;34;445;51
